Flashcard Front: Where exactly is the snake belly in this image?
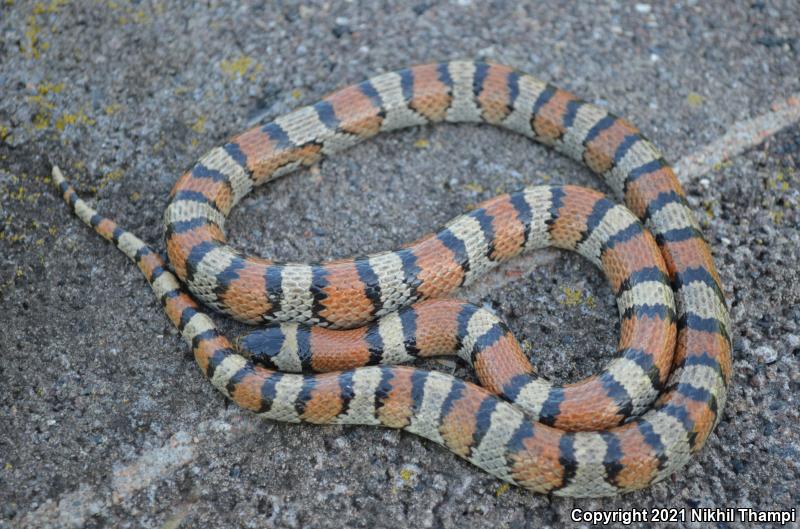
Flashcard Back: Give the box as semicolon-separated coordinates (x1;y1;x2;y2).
53;60;731;497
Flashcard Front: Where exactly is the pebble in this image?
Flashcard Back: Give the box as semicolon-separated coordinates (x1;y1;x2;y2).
754;345;778;364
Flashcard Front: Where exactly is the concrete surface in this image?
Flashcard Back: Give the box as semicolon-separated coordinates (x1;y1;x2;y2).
1;1;798;528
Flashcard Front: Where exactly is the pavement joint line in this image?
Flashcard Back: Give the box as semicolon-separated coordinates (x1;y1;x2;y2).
15;411;250;529
674;93;800;182
17;94;800;528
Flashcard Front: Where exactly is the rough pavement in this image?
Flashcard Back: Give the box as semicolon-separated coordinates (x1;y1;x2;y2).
1;1;798;528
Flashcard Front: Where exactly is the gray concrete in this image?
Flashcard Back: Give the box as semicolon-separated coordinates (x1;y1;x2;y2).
1;1;798;528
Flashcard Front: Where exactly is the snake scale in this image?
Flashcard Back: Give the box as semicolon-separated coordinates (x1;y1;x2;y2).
53;61;731;497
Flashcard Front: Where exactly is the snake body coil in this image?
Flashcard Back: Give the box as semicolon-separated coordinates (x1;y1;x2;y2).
54;61;731;497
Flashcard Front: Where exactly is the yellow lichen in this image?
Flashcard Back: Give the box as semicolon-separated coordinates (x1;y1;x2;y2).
103;0;149;25
33;113;50;129
55;113;77;131
23;15;43;59
33;0;67;13
584;294;597;309
704;201;715;219
191;115;206;134
712;160;733;172
495;482;511;497
132;9;148;24
414;138;430;149
104;103;122;115
106;169;123;181
686;92;704;108
28;85;86;132
152;137;167;153
768;171;793;194
55;110;95;131
37;82;64;95
220;56;255;78
22;1;68;58
96;168;124;190
561;286;583;307
399;468;414;482
27;95;54;112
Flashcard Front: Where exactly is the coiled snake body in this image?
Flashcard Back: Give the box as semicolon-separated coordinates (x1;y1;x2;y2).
53;61;730;497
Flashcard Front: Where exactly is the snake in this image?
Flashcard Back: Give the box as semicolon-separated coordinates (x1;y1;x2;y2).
52;60;731;497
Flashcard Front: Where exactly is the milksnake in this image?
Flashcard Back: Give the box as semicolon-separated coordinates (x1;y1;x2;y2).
53;60;731;497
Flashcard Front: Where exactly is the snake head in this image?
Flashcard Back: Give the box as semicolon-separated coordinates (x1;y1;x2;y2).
237;324;299;372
